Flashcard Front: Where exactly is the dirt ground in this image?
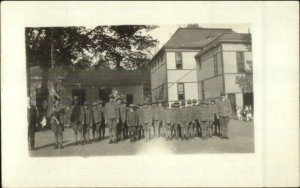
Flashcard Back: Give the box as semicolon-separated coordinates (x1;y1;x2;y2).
29;119;254;157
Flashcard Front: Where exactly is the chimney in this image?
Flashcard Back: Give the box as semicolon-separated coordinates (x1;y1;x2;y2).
187;24;200;28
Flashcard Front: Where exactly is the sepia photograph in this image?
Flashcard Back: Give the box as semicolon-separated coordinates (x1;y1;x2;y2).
2;2;298;187
26;24;254;157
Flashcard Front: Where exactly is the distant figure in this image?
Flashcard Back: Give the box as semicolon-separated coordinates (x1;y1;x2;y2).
244;105;253;122
236;106;243;121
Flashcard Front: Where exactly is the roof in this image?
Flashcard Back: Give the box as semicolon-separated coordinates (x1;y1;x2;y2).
194;33;252;58
29;66;150;86
149;27;234;64
164;27;234;49
62;71;150;86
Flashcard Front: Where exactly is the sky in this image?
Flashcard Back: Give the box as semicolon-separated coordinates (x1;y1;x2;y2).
149;23;250;53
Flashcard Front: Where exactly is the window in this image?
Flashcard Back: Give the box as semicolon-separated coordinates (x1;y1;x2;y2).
177;83;185;100
213;55;218;76
201;81;205;99
236;51;245;73
175;52;183;69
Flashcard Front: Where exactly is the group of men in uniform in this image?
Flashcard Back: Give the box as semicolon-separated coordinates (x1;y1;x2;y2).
29;91;232;150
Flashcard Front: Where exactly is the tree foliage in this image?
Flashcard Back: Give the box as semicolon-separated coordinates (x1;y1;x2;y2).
26;25;158;71
235;60;253;93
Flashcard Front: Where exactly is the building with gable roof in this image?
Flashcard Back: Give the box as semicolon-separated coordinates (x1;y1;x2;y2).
149;26;234;103
149;26;253;111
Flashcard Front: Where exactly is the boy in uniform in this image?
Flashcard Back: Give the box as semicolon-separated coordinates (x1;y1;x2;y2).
198;101;209;140
105;94;120;144
179;101;189;141
69;96;83;145
191;99;199;138
81;102;93;144
141;102;153;141
98;100;106;140
126;104;138;142
172;101;180;139
91;102;102;142
153;100;164;138
49;100;64;149
206;100;214;138
162;103;173;141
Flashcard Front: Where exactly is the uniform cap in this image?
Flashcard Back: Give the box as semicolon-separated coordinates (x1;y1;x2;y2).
93;102;97;106
129;104;135;108
220;91;226;96
164;103;169;107
84;101;89;106
192;99;197;103
187;99;192;104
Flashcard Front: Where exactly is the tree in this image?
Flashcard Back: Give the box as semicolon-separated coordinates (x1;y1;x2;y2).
90;25;158;70
26;27;92;125
235;60;253;93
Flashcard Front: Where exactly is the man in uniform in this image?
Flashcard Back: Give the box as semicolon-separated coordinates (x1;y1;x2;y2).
136;103;143;140
191;99;199;138
217;91;232;139
185;99;195;140
105;94;120;144
116;96;127;141
211;99;220;136
141;102;153;141
153;100;164;138
172;101;180;139
28;98;38;150
206;100;214;138
97;100;106;140
81;102;93;144
69;96;83;145
91;102;102;142
179;101;190;141
198;101;208;140
126;104;138;142
49;99;64;149
162;103;173;141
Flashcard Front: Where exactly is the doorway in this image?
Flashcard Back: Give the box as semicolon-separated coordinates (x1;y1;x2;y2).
99;88;112;104
72;89;86;105
227;93;236;114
